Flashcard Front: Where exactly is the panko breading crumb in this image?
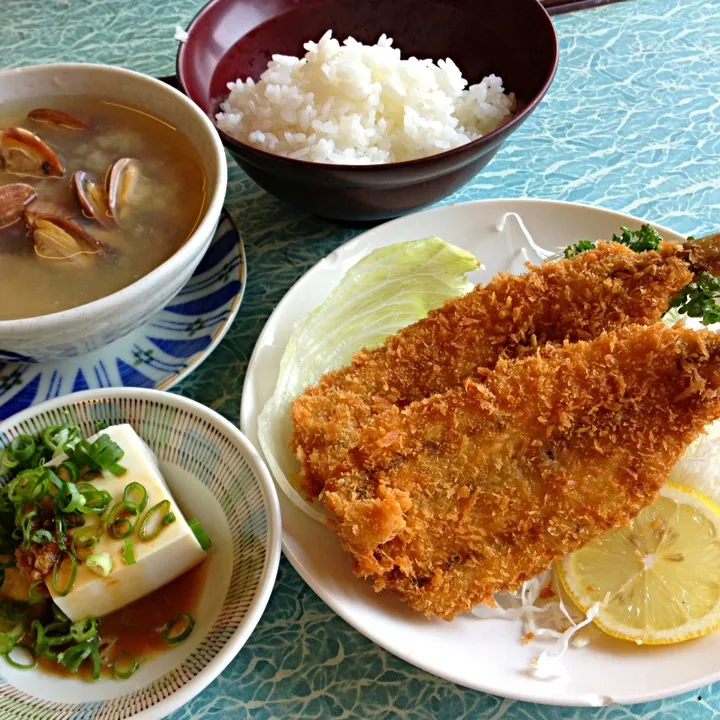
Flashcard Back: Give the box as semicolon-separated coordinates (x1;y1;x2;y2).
293;241;695;498
322;323;720;619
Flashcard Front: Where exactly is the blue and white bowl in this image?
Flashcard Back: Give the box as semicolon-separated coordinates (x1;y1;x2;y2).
0;63;227;362
0;388;281;720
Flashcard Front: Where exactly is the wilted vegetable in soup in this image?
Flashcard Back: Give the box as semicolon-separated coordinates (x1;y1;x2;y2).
0;98;207;320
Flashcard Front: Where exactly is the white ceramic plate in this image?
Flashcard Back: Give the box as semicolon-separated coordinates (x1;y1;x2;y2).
239;199;718;707
0;388;281;720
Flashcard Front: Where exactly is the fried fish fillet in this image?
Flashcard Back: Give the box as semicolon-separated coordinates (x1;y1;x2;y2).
322;323;720;620
293;239;716;497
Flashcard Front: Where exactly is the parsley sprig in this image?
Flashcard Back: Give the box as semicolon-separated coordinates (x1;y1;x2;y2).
669;272;720;326
564;223;662;258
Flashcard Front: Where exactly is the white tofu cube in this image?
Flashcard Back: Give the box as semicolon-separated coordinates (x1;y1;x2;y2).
46;424;207;621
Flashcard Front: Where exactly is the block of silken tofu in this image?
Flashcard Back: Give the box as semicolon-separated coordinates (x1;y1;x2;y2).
47;424;207;621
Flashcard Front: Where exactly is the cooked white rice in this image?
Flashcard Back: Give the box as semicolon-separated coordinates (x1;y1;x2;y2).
215;30;516;165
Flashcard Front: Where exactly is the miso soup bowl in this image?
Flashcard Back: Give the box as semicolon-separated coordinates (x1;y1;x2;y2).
0;63;227;363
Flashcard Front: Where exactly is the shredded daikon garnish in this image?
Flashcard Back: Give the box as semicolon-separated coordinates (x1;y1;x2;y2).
497;212;557;270
472;421;720;680
472;570;597;677
530;602;601;679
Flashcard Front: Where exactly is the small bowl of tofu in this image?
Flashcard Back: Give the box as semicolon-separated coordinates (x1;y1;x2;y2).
0;388;281;719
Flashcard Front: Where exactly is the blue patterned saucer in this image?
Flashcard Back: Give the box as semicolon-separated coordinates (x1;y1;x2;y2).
0;210;245;421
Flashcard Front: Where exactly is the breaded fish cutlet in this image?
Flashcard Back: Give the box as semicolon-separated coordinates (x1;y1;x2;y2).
293;239;713;497
323;323;720;620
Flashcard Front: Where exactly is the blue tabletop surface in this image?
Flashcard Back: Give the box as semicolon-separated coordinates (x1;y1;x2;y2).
2;0;720;716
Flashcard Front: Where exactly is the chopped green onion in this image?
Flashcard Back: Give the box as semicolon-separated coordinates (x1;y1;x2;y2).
188;519;212;550
19;508;37;549
138;500;172;541
62;482;87;514
28;582;46;605
4;643;36;670
77;483;112;515
0;450;19;471
123;482;148;514
94;421;109;431
56;460;79;482
58;641;92;673
164;512;176;525
112;651;139;679
33;620;73;649
54;515;68;551
121;538;135;566
8;469;46;503
46;468;63;491
41;424;82;457
8;436;35;464
86;552;112;578
161;613;195;644
0;623;23;654
70;434;125;476
70;520;102;555
31;529;53;545
89;643;101;680
106;501;138;539
70;617;99;643
51;551;78;597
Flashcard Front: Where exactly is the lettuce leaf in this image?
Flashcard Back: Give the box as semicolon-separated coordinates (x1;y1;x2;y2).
258;237;480;522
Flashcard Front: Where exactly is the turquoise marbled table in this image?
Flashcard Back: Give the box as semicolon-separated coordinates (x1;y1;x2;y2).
2;0;720;716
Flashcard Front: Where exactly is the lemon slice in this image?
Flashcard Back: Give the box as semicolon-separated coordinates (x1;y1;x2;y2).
558;483;720;645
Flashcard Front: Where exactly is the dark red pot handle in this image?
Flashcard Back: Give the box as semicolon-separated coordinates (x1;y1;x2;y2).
158;74;181;91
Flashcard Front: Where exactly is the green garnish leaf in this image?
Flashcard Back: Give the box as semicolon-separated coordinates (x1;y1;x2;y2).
611;224;662;252
86;552;112;578
564;240;596;259
669;271;720;326
563;223;663;259
188;519;212;550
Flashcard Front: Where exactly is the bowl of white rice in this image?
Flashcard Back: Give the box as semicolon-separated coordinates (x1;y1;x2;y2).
177;0;558;222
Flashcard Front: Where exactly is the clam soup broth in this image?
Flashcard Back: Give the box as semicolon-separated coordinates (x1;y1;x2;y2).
0;98;206;320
